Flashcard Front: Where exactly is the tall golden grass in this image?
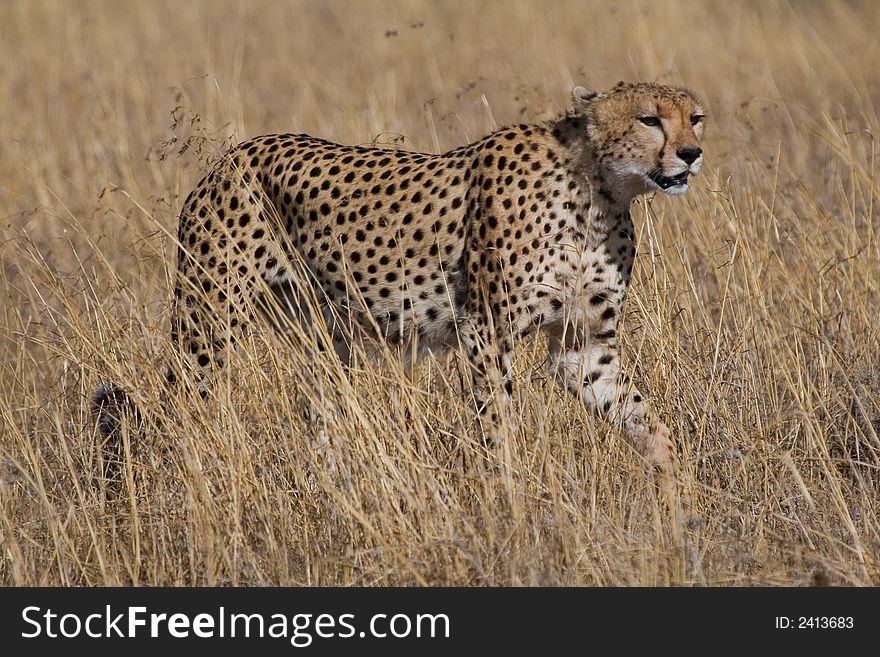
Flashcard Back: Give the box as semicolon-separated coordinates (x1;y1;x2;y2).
1;0;879;585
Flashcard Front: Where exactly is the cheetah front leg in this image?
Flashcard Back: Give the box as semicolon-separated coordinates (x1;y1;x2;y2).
546;327;675;472
458;318;517;445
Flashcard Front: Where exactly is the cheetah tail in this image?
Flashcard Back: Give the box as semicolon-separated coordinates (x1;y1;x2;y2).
91;380;143;441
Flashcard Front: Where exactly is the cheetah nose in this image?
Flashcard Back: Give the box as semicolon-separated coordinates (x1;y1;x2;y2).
677;147;702;165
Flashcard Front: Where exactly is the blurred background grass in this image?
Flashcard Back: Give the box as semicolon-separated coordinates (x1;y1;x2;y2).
1;0;879;585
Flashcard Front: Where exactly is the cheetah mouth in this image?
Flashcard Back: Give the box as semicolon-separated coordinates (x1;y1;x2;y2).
648;169;689;191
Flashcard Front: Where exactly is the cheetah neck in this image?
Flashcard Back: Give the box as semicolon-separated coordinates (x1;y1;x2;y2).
548;112;640;213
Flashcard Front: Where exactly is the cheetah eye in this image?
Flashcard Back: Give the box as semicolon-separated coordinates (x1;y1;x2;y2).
638;116;661;127
690;114;705;126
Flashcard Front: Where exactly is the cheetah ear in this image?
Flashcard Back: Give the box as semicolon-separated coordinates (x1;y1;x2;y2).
572;86;599;106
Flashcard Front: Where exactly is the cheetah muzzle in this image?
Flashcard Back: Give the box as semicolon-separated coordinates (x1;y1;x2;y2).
92;81;706;478
648;168;690;192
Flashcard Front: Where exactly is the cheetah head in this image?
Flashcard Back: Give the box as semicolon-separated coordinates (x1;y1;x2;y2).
573;81;706;199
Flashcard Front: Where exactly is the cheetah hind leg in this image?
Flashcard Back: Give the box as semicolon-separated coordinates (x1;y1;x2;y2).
259;277;354;487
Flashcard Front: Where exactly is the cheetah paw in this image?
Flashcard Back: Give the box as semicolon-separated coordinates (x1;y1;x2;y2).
644;419;676;473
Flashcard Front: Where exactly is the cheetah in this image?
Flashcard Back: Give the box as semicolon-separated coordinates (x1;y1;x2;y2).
93;81;706;473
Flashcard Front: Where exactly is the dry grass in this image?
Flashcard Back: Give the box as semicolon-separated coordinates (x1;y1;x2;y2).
2;0;880;586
